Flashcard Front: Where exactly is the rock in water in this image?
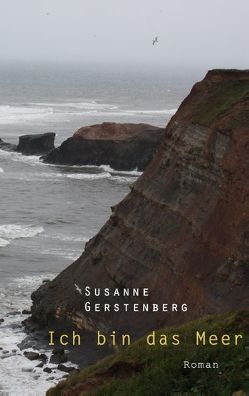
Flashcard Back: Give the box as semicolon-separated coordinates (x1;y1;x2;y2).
42;123;165;171
17;132;55;155
57;364;76;373
24;351;40;361
43;367;52;373
0;138;16;151
31;69;249;337
49;348;67;364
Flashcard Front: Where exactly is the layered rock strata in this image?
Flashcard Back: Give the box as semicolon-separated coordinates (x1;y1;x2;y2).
31;69;249;338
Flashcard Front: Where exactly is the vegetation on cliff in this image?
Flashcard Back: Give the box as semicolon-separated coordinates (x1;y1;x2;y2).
47;311;249;396
192;77;249;126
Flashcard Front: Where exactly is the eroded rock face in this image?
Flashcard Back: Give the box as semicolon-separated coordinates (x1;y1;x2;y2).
43;123;164;171
31;70;249;337
17;133;55;155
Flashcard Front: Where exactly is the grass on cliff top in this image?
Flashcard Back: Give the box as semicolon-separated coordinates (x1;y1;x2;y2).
47;311;249;396
192;79;249;126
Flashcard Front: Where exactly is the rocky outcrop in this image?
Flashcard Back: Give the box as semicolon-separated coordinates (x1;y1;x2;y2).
0;138;16;151
0;133;55;155
17;133;55;155
31;69;249;338
43;123;164;171
1;125;163;170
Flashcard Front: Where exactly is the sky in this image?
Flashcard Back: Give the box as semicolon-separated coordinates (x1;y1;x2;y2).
0;0;249;69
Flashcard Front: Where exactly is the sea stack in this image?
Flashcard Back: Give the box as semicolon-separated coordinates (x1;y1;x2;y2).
17;132;56;155
42;122;165;171
30;70;249;337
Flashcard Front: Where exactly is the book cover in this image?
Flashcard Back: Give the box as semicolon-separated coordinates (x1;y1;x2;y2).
0;1;248;395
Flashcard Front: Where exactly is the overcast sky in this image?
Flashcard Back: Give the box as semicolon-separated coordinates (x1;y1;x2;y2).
0;0;248;68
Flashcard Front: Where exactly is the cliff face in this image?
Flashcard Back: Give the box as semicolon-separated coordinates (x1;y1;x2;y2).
31;70;249;336
43;123;164;171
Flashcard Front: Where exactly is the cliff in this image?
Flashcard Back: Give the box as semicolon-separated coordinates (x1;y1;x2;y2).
31;69;249;337
43;123;164;171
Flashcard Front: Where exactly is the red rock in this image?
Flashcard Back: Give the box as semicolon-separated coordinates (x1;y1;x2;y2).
73;122;160;141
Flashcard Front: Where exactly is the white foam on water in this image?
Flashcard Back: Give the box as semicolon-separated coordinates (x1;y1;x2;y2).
84;108;177;117
110;175;137;184
1;156;138;182
26;101;176;117
125;108;177;115
100;164;142;177
66;171;111;180
28;101;118;111
0;105;54;125
0;224;44;241
0;274;76;396
0;167;4;173
40;163;142;177
0;102;175;125
0;149;42;167
5;171;112;182
5;171;139;185
0;101;119;124
5;171;64;182
0;237;10;248
42;233;90;243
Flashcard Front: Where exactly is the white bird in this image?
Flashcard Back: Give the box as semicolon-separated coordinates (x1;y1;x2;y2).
74;283;82;295
152;36;159;46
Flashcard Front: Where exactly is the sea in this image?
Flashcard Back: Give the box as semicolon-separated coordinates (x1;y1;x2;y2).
0;63;203;395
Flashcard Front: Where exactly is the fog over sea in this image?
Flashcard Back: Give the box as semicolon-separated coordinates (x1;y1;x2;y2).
0;63;201;395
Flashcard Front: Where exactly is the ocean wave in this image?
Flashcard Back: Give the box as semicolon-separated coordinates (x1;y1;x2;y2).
42;233;90;243
0;149;41;166
5;171;64;182
2;167;140;184
0;105;54;124
110;175;138;184
0;273;71;395
100;164;142;177
29;101;118;111
0;151;141;183
125;108;177;115
0;101;176;125
66;171;111;180
0;237;10;248
5;170;113;182
83;108;177;117
0;224;44;241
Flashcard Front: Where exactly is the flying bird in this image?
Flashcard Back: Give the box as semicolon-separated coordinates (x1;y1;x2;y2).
74;283;82;295
152;36;159;46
